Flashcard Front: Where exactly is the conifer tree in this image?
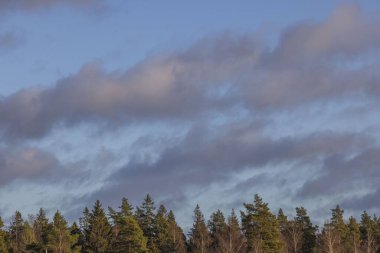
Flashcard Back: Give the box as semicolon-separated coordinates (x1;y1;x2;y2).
347;216;361;253
114;216;148;253
330;205;349;252
9;211;25;252
0;217;7;253
155;204;171;252
189;204;211;253
208;209;226;252
80;206;91;252
360;211;380;253
86;200;112;253
295;207;317;253
33;208;49;252
136;194;158;253
216;209;246;253
241;194;282;253
109;197;147;253
22;220;36;250
48;210;72;253
277;208;289;253
70;222;82;253
167;210;186;253
319;221;338;253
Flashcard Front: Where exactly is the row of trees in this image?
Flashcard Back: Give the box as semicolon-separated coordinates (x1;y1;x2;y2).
0;194;379;253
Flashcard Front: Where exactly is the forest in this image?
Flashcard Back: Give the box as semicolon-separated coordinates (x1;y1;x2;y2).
0;194;379;253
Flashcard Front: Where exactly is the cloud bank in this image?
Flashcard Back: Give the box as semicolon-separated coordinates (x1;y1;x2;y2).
0;4;380;220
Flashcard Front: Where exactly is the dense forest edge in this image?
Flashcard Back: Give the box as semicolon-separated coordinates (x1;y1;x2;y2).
0;194;379;253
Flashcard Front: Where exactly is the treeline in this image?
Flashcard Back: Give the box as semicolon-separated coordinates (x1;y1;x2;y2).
0;194;379;253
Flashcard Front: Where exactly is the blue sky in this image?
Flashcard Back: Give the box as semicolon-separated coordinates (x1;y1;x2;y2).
1;0;380;228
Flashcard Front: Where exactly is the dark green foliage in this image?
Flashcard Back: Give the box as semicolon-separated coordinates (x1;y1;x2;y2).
86;200;112;253
360;211;380;253
189;204;211;253
155;204;171;252
241;194;282;253
109;197;147;253
0;217;7;253
0;194;379;253
8;211;25;252
330;205;350;252
208;209;226;251
34;208;49;251
135;194;158;253
295;206;317;253
70;222;82;253
48;210;72;253
167;210;186;253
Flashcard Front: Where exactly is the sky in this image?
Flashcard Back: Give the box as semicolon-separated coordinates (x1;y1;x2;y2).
1;0;380;229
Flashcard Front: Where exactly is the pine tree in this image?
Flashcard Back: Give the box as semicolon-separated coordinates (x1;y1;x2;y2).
114;216;147;253
155;204;171;252
215;209;246;253
9;211;25;252
189;204;211;253
80;206;91;252
167;210;186;253
136;194;158;253
360;211;380;253
86;200;112;253
48;210;72;253
347;216;361;253
22;220;36;250
208;209;226;252
241;194;282;253
277;208;289;253
70;222;82;253
330;205;349;252
319;221;339;253
0;217;7;253
109;197;147;253
295;207;317;253
34;208;50;252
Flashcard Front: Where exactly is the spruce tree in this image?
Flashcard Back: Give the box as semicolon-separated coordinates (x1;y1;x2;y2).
215;209;246;253
277;208;289;253
115;216;147;253
0;217;7;253
167;210;186;253
87;200;112;253
295;207;317;253
330;205;349;252
208;209;226;252
33;208;49;252
70;222;82;253
109;198;147;253
9;211;25;252
241;194;282;253
189;204;211;253
360;211;380;253
136;194;158;253
48;210;72;253
155;204;171;252
347;216;361;253
80;206;91;252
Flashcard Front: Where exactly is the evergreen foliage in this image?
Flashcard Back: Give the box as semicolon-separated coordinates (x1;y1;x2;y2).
0;195;378;253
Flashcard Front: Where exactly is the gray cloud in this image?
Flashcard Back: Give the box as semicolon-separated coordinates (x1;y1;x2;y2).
0;32;23;50
0;0;105;12
298;148;380;198
268;5;380;65
1;5;379;141
1;4;380;221
92;122;373;209
0;146;58;186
